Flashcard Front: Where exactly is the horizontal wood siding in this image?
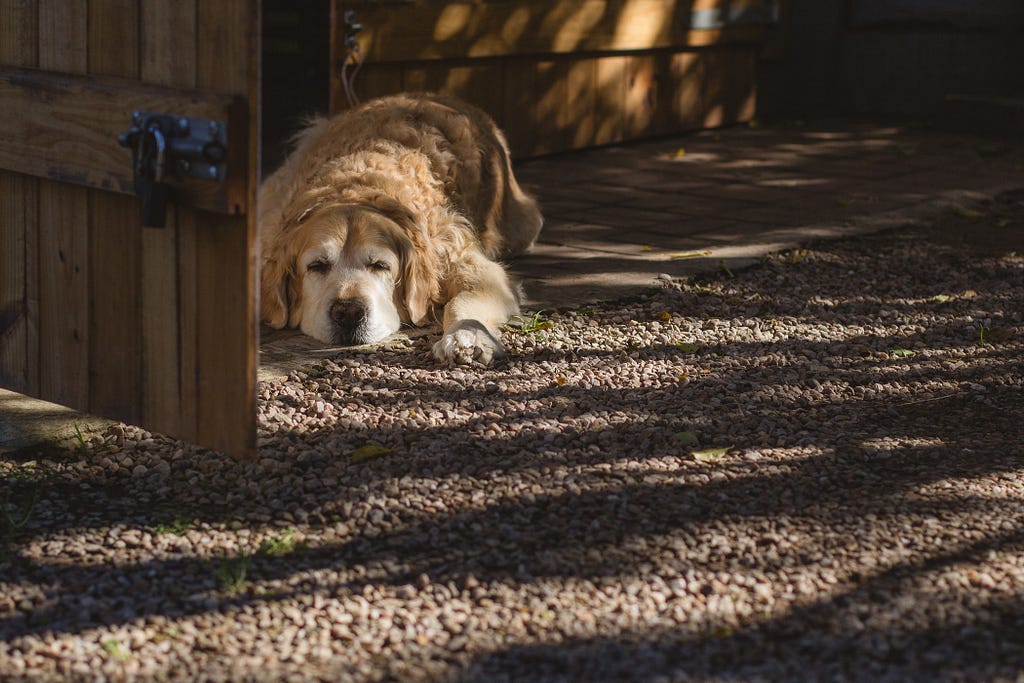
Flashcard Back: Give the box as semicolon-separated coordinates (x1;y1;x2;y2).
340;0;771;61
330;0;765;156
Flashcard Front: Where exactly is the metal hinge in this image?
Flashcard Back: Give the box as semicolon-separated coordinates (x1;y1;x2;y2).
118;111;228;227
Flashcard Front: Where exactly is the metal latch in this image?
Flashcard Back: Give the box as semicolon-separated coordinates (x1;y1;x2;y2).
118;112;228;227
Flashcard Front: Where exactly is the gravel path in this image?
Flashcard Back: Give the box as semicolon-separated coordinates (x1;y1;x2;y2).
2;193;1023;681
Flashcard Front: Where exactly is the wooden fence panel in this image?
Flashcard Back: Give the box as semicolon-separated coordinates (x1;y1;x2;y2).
0;0;258;457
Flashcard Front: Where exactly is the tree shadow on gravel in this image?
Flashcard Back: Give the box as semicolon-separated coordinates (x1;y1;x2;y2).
460;528;1024;682
1;229;1022;679
3;389;1022;641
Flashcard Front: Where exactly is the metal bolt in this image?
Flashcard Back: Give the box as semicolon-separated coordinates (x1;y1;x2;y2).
208;165;219;179
208;121;220;136
177;118;190;134
132;110;142;125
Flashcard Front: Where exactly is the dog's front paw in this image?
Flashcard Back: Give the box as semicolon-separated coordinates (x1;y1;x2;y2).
432;320;507;366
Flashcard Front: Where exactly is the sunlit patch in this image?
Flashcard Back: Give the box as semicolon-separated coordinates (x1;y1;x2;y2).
757;177;834;189
613;0;668;48
861;436;946;452
655;151;720;164
434;4;472;41
501;6;530;45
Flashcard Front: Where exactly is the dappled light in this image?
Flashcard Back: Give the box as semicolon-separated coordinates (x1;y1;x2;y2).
335;0;770;156
3;214;1023;676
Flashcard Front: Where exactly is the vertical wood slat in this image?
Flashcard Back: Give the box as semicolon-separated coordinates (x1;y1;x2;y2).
37;0;90;409
566;59;597;149
0;0;38;394
532;59;569;155
594;56;627;147
86;0;142;423
624;54;658;140
502;60;537;158
701;48;757;127
664;51;705;133
138;0;197;439
194;0;258;457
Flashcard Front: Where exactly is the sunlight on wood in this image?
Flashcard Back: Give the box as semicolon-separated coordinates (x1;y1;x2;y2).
332;0;765;156
615;0;670;49
550;1;607;53
434;4;472;42
501;6;532;47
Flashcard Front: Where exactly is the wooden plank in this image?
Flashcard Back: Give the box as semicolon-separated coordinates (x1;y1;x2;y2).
0;0;38;395
624;54;658;139
37;0;89;409
532;59;570;155
0;0;37;64
337;0;772;63
39;0;87;73
566;58;597;149
341;63;403;112
451;62;506;129
195;0;258;458
0;173;33;393
138;0;198;440
502;60;538;158
0;66;247;214
176;205;199;441
701;47;757;127
594;55;627;146
87;192;141;422
664;51;705;131
87;0;142;423
397;60;507;124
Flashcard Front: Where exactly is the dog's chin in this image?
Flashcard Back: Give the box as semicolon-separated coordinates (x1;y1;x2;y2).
325;317;401;347
331;326;388;347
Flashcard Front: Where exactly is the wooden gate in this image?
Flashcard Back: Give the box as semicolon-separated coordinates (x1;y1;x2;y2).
0;0;260;458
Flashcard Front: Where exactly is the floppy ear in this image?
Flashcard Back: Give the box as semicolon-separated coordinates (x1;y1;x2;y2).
360;194;439;326
263;189;341;329
260;239;299;329
399;242;436;326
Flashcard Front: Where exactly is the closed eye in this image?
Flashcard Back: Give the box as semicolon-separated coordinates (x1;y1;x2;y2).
367;260;392;273
306;260;331;274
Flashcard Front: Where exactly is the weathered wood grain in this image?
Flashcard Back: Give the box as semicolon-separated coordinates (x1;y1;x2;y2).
87;0;143;423
0;66;246;214
0;0;38;395
194;0;259;458
37;0;90;409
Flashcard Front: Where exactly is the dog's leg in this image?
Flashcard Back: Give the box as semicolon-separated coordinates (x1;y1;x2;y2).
432;254;518;366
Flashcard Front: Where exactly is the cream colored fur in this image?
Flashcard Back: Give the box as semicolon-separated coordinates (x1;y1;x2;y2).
259;93;543;364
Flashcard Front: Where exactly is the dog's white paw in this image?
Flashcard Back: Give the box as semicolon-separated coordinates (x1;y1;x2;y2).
432;320;507;366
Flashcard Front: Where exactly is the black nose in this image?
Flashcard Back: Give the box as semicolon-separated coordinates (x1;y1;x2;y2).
329;299;367;344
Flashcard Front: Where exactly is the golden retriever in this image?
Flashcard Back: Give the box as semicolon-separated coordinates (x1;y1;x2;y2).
259;93;543;365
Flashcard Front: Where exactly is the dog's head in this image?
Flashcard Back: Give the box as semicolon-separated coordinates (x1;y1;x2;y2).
261;193;438;345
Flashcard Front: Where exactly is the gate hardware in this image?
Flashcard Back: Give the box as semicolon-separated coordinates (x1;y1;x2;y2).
118;112;228;227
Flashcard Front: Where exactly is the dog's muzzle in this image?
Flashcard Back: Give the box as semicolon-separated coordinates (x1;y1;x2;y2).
330;298;368;345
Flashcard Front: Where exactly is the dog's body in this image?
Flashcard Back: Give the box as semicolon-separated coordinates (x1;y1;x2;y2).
260;93;543;364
